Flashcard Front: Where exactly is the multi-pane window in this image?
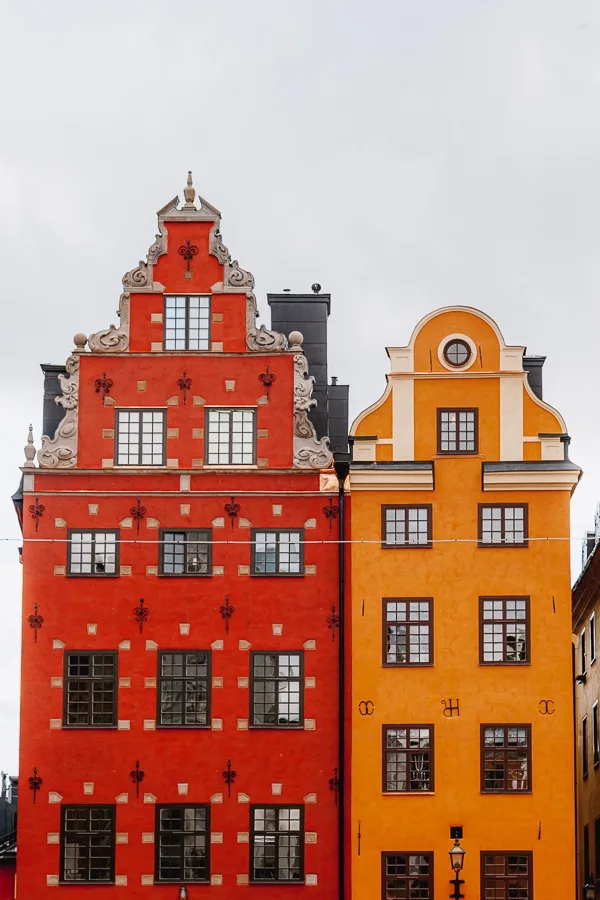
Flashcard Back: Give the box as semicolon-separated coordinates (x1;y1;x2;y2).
478;504;528;546
64;652;117;727
582;628;588;675
382;505;432;548
155;805;209;883
437;408;478;453
479;597;529;664
160;530;212;576
481;852;532;899
591;613;597;664
60;805;115;883
383;599;433;665
250;806;303;883
481;725;531;793
116;410;165;465
251;652;302;727
67;530;118;576
158;652;210;727
584;716;589;779
593;702;599;768
164;295;210;350
381;852;433;900
252;530;304;575
383;725;434;793
205;408;256;465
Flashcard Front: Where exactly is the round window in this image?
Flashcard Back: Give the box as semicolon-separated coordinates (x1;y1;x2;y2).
443;339;472;367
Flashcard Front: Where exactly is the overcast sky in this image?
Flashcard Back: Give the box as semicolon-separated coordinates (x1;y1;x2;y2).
1;0;599;773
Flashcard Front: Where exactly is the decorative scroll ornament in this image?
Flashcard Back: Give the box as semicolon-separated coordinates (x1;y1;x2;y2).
122;259;151;289
247;324;288;352
88;292;130;353
209;227;231;264
225;259;255;291
38;342;83;469
292;332;333;470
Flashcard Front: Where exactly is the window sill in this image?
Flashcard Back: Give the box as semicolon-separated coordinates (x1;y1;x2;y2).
477;543;529;550
249;725;305;731
249;879;304;885
480;790;532;795
158;573;212;578
60;881;115;886
250;573;306;578
382;791;435;796
156;725;212;731
62;725;118;731
382;663;434;668
66;573;120;578
381;544;432;551
478;661;531;667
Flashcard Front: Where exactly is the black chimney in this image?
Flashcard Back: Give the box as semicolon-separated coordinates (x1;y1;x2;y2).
40;364;67;437
267;291;331;440
523;356;545;400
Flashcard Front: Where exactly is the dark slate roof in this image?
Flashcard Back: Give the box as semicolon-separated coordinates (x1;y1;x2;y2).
483;460;581;472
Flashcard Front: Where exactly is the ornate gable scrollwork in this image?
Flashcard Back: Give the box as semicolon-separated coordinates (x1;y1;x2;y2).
37;343;84;469
88;292;130;353
247;325;288;352
209;225;231;265
291;333;333;470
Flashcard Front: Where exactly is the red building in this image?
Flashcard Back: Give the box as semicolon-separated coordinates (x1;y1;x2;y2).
15;175;348;897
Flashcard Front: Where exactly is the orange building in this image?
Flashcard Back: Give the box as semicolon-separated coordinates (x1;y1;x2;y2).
347;307;580;900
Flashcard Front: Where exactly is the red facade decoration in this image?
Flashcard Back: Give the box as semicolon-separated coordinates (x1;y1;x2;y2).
17;175;344;896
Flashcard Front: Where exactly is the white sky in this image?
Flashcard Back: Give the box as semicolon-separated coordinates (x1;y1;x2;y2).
1;0;599;773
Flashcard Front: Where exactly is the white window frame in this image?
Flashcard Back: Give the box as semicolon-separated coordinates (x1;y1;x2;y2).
591;613;597;664
164;295;211;350
582;628;588;675
205;408;257;466
115;409;166;466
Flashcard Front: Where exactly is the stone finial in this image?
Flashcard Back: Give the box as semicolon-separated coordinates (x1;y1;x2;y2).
73;333;87;352
288;331;304;352
24;424;35;468
183;171;196;209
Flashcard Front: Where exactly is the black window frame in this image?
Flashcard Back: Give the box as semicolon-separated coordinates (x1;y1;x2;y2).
437;407;478;454
250;651;304;729
594;702;599;769
63;651;118;729
591;612;597;664
381;851;434;899
250;805;304;884
157;650;211;729
66;529;120;577
383;598;434;667
204;407;257;466
582;627;588;675
584;715;590;780
60;804;116;884
159;529;213;577
163;294;211;351
115;408;166;466
382;724;434;793
480;851;533;899
250;529;305;576
154;804;210;884
443;339;472;367
381;505;432;549
478;504;529;548
479;596;530;665
480;724;531;794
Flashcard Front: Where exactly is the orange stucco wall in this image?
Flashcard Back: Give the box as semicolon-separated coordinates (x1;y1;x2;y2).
349;309;576;899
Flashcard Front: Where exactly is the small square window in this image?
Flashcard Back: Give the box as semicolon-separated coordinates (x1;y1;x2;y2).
478;505;528;547
481;725;531;793
383;725;434;793
164;295;210;350
115;410;165;466
481;851;532;898
382;506;432;549
383;599;433;666
205;409;256;465
479;596;530;664
381;852;433;899
159;530;212;575
437;408;478;453
251;530;304;575
67;531;119;576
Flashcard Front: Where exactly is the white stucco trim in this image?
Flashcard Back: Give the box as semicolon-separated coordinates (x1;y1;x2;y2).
523;376;567;433
500;376;524;461
437;333;478;371
483;469;580;492
392;377;415;461
349;469;434;491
